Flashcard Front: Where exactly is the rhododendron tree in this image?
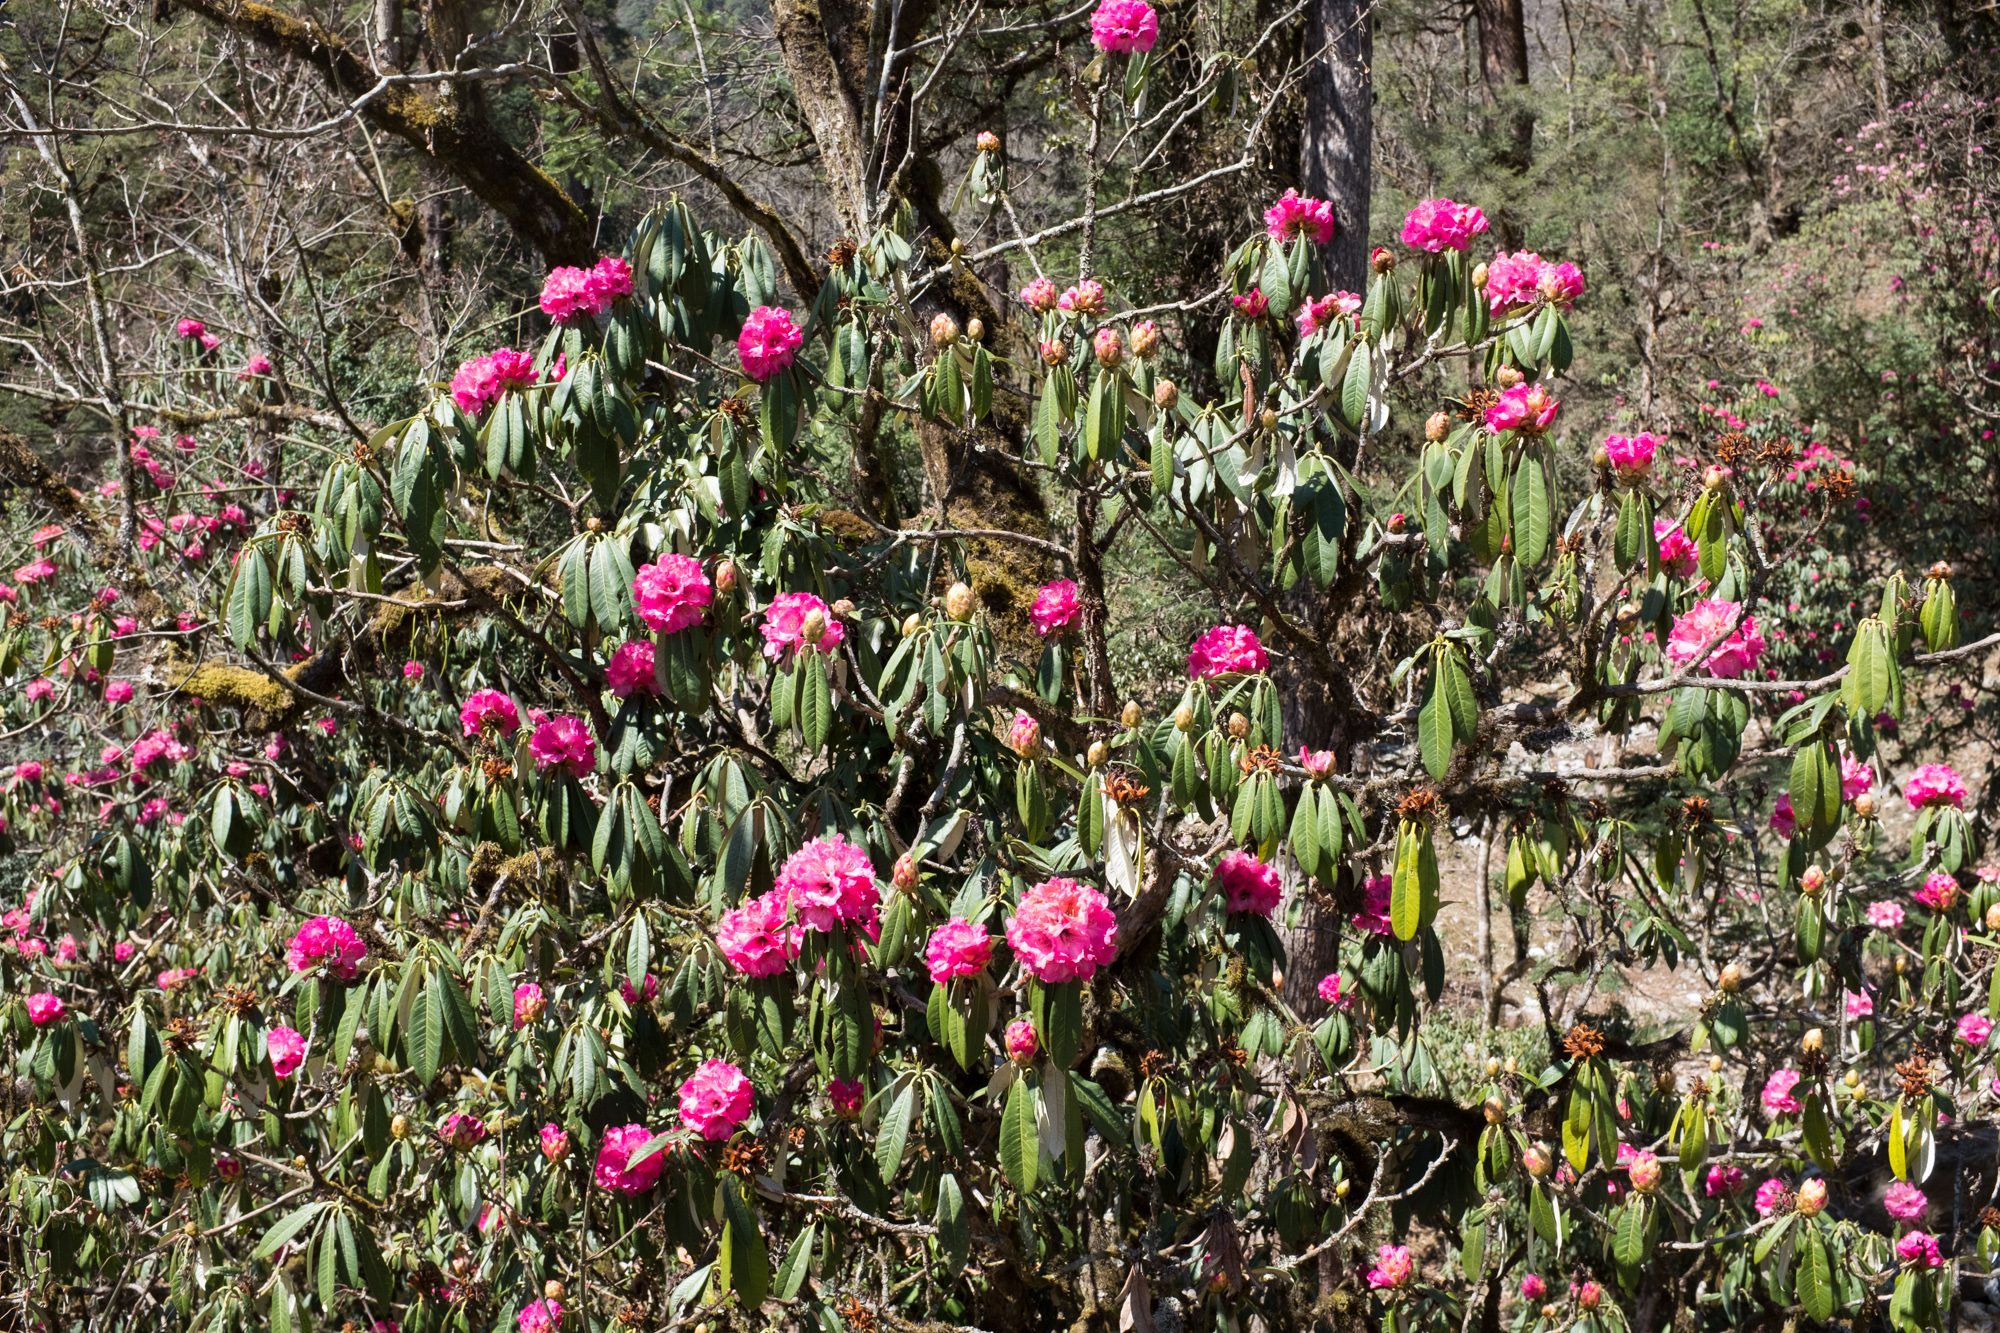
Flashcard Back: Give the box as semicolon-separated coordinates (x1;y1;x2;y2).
4;6;2000;1331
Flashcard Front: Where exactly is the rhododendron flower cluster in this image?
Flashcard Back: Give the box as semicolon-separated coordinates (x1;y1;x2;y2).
1188;623;1268;678
1484;251;1585;313
1914;872;1960;911
1903;763;1967;810
761;592;843;661
1088;0;1158;53
1317;973;1352;1010
1213;850;1282;916
924;917;993;983
1296;290;1362;336
1602;432;1661;479
529;714;596;777
593;1123;668;1195
1006;877;1118;982
1018;277;1060;312
714;890;802;977
438;1112;488;1151
518;1299;563;1333
774;835;879;935
1665;599;1766;678
1264;189;1335;245
512;983;546;1028
1760;1068;1802;1117
1399;197;1490;252
1352;873;1394;936
1058;279;1106;316
1366;1244;1414;1290
287;915;367;981
26;992;66;1025
1004;1018;1038;1062
1030;579;1080;637
1884;1182;1928;1222
1895;1232;1944;1269
632;554;713;634
737;306;805;382
1483;382;1560;434
603;640;658;697
538;256;633;324
460;689;521;738
450;348;537;415
677;1059;754;1140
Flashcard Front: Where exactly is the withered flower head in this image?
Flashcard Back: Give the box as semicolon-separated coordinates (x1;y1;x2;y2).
1238;744;1284;777
718;397;754;427
1100;768;1152;808
1562;1023;1607;1061
1678;796;1711;831
220;984;260;1015
1541;779;1572;805
1894;1055;1935;1101
1757;437;1798;469
1139;1049;1174;1079
721;1139;770;1178
1820;469;1857;502
1979;1206;2000;1231
826;238;858;267
1460;388;1501;422
1714;432;1754;467
164;1016;201;1052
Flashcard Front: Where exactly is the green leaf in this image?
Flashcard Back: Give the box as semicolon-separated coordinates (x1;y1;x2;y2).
225;548;273;648
876;1077;917;1186
1339;342;1371;428
1788;735;1842;843
1000;1076;1039;1193
774;1222;816;1301
719;1175;769;1309
1417;663;1454;781
252;1202;329;1260
1797;1227;1834;1321
1510;451;1551;565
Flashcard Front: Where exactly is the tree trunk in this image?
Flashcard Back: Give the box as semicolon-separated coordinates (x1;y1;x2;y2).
1471;0;1534;237
1301;0;1373;295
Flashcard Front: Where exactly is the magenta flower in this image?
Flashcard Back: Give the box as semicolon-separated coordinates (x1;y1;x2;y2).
1088;0;1158;53
593;1123;668;1195
1665;598;1766;679
1760;1068;1803;1118
1018;277;1060;313
459;689;521;738
604;641;658;698
1188;623;1268;678
268;1024;307;1077
1915;872;1961;912
1365;1243;1414;1290
1058;280;1107;317
512;982;546;1028
924;917;994;984
1904;763;1967;811
632;553;714;635
1484;251;1586;314
25;992;66;1025
175;318;207;340
1704;1164;1745;1198
1754;1177;1789;1216
539;256;632;324
1519;1274;1547;1301
1483;382;1560;435
828;1077;865;1117
1317;973;1353;1010
760;591;844;662
1264;189;1336;245
287;915;367;981
529;714;596;778
1006;1017;1039;1062
1895;1231;1944;1268
737;306;805;383
1230;288;1270;320
438;1112;488;1151
1399;198;1490;253
1603;432;1661;480
1029;579;1080;637
776;835;880;937
1214;850;1283;916
678;1059;754;1141
1769;793;1796;839
1841;754;1875;801
1958;1012;1993;1047
1006;877;1119;983
539;1124;571;1161
1296;290;1362;336
518;1298;564;1333
1884;1181;1929;1222
449;348;537;416
714;890;801;977
1351;873;1393;936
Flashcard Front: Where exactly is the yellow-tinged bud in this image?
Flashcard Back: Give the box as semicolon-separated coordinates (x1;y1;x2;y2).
1471;262;1489;289
390;1114;410;1140
1173;704;1195;732
544;1281;566;1301
1801;1027;1824;1054
902;612;923;637
1087;740;1109;768
944;581;977;620
1494;365;1525;389
1227;712;1250;740
1425;411;1451;442
800;607;828;645
1718;962;1742;992
1153;379;1179;410
1121;701;1142;728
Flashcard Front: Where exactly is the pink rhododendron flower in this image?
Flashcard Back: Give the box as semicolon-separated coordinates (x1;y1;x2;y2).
1867;900;1905;931
1483;382;1560;434
1895;1231;1943;1268
1366;1243;1414;1290
604;640;659;698
1760;1068;1802;1117
512;983;546;1028
1296;290;1362;336
1317;972;1352;1009
1019;277;1060;312
678;1059;754;1140
1520;1274;1547;1301
1006;712;1042;758
1485;251;1585;313
1904;763;1967;810
775;834;880;935
287;916;367;980
1959;1012;1993;1046
1884;1181;1928;1222
1298;748;1336;780
1059;280;1107;316
104;680;134;704
1603;432;1660;479
632;554;714;635
449;348;536;415
1188;623;1268;678
593;1123;667;1195
1214;850;1282;916
518;1297;564;1333
1846;989;1874;1019
1230;288;1270;320
1704;1164;1745;1197
1652;519;1698;576
14;761;43;783
1626;1150;1662;1192
158;966;198;990
26;992;66;1025
539;1123;570;1161
1006;1017;1038;1062
1352;873;1393;936
620;973;660;1005
438;1112;487;1150
737;306;805;382
1089;0;1158;53
403;660;424;680
539;256;633;324
828;1077;865;1117
1264;189;1335;245
175;319;207;339
1665;599;1766;678
529;714;596;777
1769;793;1796;839
15;559;56;585
267;1024;306;1077
238;354;273;379
1754;1177;1789;1216
761;591;844;661
459;689;520;737
715;890;801;977
1915;872;1960;912
1841;754;1875;801
924;917;994;984
1400;197;1489;253
1030;579;1080;637
1006;877;1118;983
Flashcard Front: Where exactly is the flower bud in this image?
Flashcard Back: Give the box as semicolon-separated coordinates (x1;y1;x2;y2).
1153;379;1179;410
1801;1027;1824;1054
1853;791;1877;818
1173;704;1195;732
184;1220;200;1238
1627;1152;1661;1193
1708;1055;1723;1073
544;1281;567;1302
930;312;960;347
1093;326;1125;369
966;317;985;342
1484;1057;1502;1076
893;854;919;891
1577;1282;1603;1312
1471;262;1489;289
901;612;923;637
1007;712;1043;759
1425;411;1451;442
216;1154;242;1181
713;559;737;596
1121;700;1142;729
390;1114;411;1140
1795;1177;1828;1217
1259;407;1280;432
944;581;977;621
1504;1057;1518;1075
1985;902;2000;933
1800;864;1826;896
1928;560;1954;581
1385;512;1408;534
831;597;856;619
1299;748;1336;780
1040;337;1071;367
975;130;1001;153
1494;365;1525;389
1718;962;1742;992
1522;1145;1551;1177
1334;1178;1351;1198
1227;712;1250;740
1592;443;1611;469
1130;320;1160;358
1005;1018;1038;1064
1087;740;1109;768
800;607;828;645
1842;1070;1860;1088
1702;464;1731;491
1369;246;1396;274
1615;601;1642;629
1482;1096;1505;1124
950;237;965;257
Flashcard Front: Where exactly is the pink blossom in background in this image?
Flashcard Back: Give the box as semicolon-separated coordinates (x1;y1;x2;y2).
25;992;66;1025
1768;793;1796;839
459;689;520;738
1264;189;1336;245
157;966;198;990
13;762;43;783
512;983;545;1028
678;1059;754;1140
1483;382;1560;434
1400;198;1489;253
175;318;207;339
1845;989;1874;1019
450;348;537;415
1959;1012;1993;1047
529;714;596;777
1665;599;1766;678
517;1298;564;1333
1895;1232;1943;1268
402;660;424;680
632;553;714;635
1519;1274;1547;1301
760;591;844;661
287;915;367;980
25;679;54;702
1352;873;1394;936
593;1123;668;1195
1866;900;1905;931
737;306;805;382
1904;762;1967;810
924;917;994;984
1230;288;1270;319
105;678;136;701
1754;1177;1790;1216
1884;1181;1929;1222
828;1078;865;1117
1059;280;1107;316
1188;623;1268;678
714;890;801;977
267;1024;306;1077
604;640;659;698
1317;973;1353;1010
1760;1068;1802;1117
1089;0;1158;53
1485;251;1586;314
1841;754;1875;801
1704;1164;1745;1197
1296;290;1362;336
539;256;632;324
1365;1243;1414;1290
1006;877;1118;982
775;834;879;936
1029;579;1080;637
1214;850;1283;916
237;354;273;379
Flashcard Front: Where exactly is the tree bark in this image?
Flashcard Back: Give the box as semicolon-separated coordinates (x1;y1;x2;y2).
1301;0;1374;295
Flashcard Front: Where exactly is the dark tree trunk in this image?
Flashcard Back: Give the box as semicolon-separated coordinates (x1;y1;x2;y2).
1471;0;1534;237
1302;0;1373;295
